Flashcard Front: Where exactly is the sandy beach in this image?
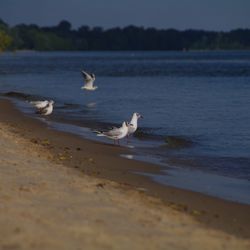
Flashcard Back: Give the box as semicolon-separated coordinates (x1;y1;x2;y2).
0;98;250;250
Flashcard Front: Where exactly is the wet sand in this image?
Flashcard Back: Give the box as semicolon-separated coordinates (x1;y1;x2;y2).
0;98;250;249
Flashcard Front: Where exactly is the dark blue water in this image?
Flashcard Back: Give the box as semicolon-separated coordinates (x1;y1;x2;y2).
1;51;250;203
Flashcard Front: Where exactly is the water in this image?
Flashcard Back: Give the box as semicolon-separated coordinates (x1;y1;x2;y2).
0;50;250;204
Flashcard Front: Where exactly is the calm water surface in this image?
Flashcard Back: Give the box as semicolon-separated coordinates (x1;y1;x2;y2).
0;51;250;204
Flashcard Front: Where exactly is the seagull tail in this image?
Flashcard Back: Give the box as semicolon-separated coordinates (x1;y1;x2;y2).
93;130;105;136
96;133;105;137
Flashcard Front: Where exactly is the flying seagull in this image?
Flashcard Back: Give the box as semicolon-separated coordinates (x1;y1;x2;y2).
36;100;54;116
81;70;97;90
96;121;129;144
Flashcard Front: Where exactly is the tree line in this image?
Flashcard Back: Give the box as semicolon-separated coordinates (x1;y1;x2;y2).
0;18;250;51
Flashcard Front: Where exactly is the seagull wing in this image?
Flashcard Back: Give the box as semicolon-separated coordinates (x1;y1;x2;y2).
36;105;49;115
103;129;122;137
81;70;94;87
108;126;119;130
30;100;49;109
102;126;123;137
81;70;92;81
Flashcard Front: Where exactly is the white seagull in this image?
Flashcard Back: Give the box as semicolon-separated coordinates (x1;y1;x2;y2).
81;70;97;90
96;121;129;144
127;112;143;137
36;100;54;116
30;100;49;109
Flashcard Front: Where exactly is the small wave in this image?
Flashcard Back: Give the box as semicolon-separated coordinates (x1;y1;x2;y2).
134;129;193;148
164;136;193;148
56;103;82;110
3;91;32;100
134;128;162;140
2;91;48;103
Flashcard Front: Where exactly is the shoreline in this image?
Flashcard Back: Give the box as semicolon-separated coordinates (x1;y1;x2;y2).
1;98;250;239
1;117;250;250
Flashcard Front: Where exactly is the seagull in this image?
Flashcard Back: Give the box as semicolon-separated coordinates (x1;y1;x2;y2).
81;70;97;90
36;100;54;116
96;121;129;145
30;100;49;109
127;112;143;137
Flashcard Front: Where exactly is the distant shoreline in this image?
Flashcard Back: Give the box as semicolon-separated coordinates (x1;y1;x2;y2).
1;18;250;51
2;48;250;53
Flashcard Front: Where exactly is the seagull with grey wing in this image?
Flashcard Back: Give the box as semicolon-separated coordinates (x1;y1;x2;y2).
96;121;129;145
36;100;54;116
81;70;97;90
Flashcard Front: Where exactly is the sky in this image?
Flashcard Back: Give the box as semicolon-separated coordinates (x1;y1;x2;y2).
0;0;250;31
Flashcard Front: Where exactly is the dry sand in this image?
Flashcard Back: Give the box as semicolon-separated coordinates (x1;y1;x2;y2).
0;120;250;249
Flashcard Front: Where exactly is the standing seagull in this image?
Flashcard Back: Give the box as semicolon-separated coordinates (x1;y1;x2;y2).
36;100;54;116
127;112;143;137
96;121;129;145
81;70;97;90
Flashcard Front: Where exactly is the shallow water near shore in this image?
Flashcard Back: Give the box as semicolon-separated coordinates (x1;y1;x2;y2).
0;50;250;204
